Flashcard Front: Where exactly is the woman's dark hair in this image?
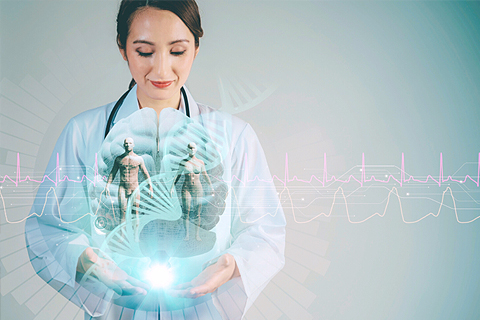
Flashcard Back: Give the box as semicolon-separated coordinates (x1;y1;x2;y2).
116;0;203;89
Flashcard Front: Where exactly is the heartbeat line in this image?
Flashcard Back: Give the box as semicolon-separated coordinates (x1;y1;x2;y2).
283;186;480;224
269;152;480;188
0;186;116;224
229;152;480;224
0;153;102;187
1;152;479;224
0;187;95;224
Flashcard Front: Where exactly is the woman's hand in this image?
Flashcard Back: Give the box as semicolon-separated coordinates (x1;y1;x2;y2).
167;253;240;299
77;247;150;296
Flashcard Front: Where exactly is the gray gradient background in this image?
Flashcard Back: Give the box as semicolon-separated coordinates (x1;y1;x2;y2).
1;0;480;319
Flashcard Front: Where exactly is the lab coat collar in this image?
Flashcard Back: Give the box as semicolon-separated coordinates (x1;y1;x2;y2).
112;84;199;126
180;86;200;118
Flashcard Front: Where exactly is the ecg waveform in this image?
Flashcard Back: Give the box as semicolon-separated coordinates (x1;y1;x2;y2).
0;187;96;224
280;185;479;224
1;152;480;224
2;152;480;188
1;153;102;187
272;153;480;188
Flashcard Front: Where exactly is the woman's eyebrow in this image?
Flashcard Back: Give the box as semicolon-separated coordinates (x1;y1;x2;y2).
169;39;189;45
132;39;189;45
133;39;155;45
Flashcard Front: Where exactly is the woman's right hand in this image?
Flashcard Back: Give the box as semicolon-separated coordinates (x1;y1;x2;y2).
77;247;150;296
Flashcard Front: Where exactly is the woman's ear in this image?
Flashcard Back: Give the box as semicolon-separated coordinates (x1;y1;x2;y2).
119;47;128;61
118;36;128;61
194;46;199;59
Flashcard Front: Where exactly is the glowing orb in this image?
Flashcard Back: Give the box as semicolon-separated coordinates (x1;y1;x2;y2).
144;264;174;288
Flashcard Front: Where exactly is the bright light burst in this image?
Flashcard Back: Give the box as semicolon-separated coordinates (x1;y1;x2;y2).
144;264;174;288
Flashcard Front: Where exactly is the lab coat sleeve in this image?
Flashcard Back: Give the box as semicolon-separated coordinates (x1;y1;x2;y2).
214;123;286;319
24;118;111;317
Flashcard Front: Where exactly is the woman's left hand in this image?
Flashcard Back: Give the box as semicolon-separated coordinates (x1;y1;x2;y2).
167;253;240;299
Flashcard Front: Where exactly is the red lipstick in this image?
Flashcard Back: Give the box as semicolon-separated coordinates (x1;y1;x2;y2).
150;80;173;88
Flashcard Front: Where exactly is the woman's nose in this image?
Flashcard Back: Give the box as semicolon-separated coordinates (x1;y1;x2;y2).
152;53;170;79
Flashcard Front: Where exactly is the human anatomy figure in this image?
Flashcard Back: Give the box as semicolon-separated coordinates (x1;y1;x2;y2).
105;137;153;223
171;142;214;241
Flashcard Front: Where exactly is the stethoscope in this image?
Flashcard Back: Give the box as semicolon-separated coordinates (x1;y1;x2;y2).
104;86;190;139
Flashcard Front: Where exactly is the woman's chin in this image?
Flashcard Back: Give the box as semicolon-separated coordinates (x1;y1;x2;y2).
138;86;181;104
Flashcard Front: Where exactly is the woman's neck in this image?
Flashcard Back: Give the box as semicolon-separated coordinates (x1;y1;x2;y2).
136;88;181;116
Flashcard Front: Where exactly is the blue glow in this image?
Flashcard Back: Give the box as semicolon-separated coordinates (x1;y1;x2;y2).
144;264;174;288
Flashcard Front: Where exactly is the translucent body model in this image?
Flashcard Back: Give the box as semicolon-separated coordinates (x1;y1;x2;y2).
106;137;153;223
171;142;214;240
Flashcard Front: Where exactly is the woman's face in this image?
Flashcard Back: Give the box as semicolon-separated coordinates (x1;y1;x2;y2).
120;8;198;107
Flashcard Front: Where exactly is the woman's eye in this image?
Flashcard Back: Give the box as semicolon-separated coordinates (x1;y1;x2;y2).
137;50;153;57
171;51;186;56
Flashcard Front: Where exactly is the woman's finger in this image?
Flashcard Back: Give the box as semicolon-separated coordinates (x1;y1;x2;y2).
99;276;123;296
88;258;148;296
127;275;151;291
102;276;147;296
167;287;193;298
168;284;210;298
117;281;148;296
172;282;192;290
168;280;216;298
188;282;216;296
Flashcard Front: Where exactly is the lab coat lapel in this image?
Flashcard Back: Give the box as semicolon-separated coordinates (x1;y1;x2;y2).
112;85;199;128
111;85;140;127
179;86;200;118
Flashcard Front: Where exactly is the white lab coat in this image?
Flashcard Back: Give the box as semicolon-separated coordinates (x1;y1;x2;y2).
25;86;285;320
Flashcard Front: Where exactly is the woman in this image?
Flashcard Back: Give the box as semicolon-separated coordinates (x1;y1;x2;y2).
25;1;285;319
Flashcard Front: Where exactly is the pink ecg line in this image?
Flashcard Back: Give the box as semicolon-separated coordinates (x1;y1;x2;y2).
1;152;479;224
1;153;102;187
268;152;480;188
1;152;479;188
